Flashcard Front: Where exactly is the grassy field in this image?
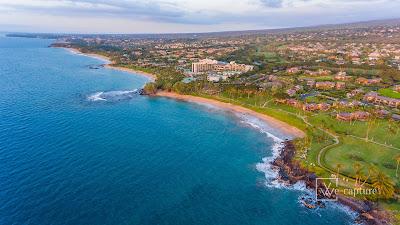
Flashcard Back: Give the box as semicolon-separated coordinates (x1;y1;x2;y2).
308;114;400;148
379;88;400;99
324;136;399;183
255;46;287;64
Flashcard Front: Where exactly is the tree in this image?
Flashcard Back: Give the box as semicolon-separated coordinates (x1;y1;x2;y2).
227;87;237;99
395;155;400;178
365;117;377;141
388;120;399;136
143;82;157;95
371;170;395;199
163;82;173;92
335;163;344;179
360;164;377;187
353;162;362;187
172;82;186;94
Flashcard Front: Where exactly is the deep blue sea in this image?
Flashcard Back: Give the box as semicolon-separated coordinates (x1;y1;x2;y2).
0;36;356;225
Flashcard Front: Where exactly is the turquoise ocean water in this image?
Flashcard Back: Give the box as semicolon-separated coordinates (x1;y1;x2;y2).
0;36;356;225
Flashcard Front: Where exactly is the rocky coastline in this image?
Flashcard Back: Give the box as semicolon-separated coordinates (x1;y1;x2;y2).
272;141;392;225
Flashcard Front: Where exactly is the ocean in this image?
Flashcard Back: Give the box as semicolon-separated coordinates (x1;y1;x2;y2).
0;36;356;225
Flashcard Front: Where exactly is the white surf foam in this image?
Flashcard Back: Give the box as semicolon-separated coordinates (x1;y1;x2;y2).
297;189;359;222
240;114;360;221
65;48;111;64
87;90;139;102
238;113;311;192
235;114;290;188
87;92;106;101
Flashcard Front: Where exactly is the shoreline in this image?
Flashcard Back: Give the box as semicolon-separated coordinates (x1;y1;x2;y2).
156;91;390;224
61;46;304;139
60;46;390;224
64;46;304;140
62;47;156;81
274;141;389;225
155;91;305;139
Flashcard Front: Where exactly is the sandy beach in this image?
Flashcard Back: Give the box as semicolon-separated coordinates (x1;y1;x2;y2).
64;47;304;139
104;65;156;81
64;47;156;81
156;91;305;139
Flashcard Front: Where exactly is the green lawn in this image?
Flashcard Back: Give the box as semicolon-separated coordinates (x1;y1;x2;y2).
379;88;400;99
308;114;400;148
324;136;400;184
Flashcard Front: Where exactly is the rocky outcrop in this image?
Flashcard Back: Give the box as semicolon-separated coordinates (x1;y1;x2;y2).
272;141;392;225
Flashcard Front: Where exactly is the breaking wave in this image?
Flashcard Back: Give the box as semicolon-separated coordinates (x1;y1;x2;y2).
235;114;289;187
237;114;311;191
239;113;359;222
87;90;139;102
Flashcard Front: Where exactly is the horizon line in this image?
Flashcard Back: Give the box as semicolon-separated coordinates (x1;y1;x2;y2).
3;17;400;36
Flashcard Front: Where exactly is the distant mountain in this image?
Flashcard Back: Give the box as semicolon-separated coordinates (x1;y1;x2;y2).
6;18;400;40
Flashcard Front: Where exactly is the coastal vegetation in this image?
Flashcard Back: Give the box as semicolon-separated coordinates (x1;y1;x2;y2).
142;72;399;222
44;20;400;223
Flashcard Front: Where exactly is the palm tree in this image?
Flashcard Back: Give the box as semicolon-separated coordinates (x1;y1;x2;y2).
360;165;377;187
395;155;400;178
371;170;395;199
365;117;376;141
335;163;344;179
353;162;362;186
387;120;397;135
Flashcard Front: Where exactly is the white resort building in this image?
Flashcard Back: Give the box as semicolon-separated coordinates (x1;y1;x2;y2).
192;59;254;74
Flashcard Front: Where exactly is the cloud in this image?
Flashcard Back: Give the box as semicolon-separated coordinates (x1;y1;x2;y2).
260;0;284;8
0;0;399;33
0;0;185;23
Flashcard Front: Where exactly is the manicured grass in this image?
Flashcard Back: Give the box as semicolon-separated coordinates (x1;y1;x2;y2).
379;88;400;99
324;136;399;184
309;114;400;148
255;48;287;63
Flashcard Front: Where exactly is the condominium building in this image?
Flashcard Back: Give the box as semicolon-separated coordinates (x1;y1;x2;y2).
192;59;218;73
192;59;254;74
364;92;400;108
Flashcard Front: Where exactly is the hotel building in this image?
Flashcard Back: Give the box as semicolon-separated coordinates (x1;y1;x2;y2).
192;59;254;74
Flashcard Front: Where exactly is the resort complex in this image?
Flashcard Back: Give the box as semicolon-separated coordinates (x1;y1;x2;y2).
43;19;400;223
3;1;400;222
192;59;254;74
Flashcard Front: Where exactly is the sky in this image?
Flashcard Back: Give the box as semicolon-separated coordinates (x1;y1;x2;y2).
0;0;399;33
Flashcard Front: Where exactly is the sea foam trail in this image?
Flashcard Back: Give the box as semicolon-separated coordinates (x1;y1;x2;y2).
87;90;139;102
87;92;106;101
